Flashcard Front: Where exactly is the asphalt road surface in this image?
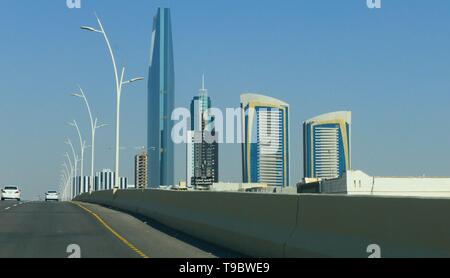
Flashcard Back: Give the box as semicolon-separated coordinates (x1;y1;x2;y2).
0;201;236;258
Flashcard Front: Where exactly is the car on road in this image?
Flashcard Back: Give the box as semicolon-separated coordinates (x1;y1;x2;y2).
45;191;59;202
1;186;21;201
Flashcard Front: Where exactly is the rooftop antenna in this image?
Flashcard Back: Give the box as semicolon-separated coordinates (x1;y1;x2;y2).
202;74;205;90
199;74;207;96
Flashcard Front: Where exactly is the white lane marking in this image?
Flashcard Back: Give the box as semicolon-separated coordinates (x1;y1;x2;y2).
13;204;18;207
5;207;10;210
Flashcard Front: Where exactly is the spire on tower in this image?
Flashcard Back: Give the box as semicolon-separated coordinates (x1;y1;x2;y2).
199;74;208;96
202;74;205;91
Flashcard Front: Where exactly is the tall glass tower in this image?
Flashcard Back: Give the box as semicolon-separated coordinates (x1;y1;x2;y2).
148;8;175;187
190;76;212;132
186;76;219;189
303;111;352;180
241;94;290;188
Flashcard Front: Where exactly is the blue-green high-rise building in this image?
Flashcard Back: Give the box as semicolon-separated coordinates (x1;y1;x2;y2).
148;8;175;187
303;111;352;180
186;76;219;189
241;94;290;188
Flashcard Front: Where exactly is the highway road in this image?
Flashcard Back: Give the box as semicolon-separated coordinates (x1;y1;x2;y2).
0;200;23;212
0;201;236;258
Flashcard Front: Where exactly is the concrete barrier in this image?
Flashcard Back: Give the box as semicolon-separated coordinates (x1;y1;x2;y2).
76;189;299;258
76;190;450;258
285;194;450;258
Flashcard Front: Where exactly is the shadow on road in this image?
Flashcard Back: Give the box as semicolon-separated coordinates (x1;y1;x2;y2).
100;205;246;258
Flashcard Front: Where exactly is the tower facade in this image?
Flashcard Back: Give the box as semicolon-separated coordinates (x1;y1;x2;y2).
135;152;148;189
241;94;290;187
186;77;219;190
148;8;175;187
303;111;352;179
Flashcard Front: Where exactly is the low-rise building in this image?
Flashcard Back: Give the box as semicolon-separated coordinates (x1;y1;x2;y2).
298;170;450;198
210;183;268;192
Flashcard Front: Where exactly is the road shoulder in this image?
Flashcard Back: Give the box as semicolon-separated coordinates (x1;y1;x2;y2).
73;202;232;258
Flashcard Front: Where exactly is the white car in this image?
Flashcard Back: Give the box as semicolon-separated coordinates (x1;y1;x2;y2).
45;191;59;202
1;186;21;201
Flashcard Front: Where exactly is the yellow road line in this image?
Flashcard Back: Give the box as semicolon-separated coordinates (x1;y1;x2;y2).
71;201;149;259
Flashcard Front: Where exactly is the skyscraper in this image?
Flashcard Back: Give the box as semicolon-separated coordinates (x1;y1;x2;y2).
303;111;352;180
135;151;148;189
241;94;290;187
148;8;175;187
186;76;219;190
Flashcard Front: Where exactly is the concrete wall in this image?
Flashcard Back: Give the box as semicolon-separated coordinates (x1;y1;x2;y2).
75;190;450;258
287;194;450;257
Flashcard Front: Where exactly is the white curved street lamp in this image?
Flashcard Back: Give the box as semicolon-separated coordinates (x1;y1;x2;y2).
62;163;70;180
81;15;144;191
59;174;66;194
64;153;74;199
71;87;108;194
68;120;86;194
62;162;72;200
60;168;70;201
65;139;79;197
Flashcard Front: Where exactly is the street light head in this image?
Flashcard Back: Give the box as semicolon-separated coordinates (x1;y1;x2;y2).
122;77;145;85
96;123;109;129
80;26;102;33
129;77;144;83
71;93;84;98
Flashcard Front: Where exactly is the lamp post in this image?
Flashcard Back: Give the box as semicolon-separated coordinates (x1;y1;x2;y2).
59;173;66;196
60;170;68;201
81;15;144;191
63;163;70;181
65;139;79;197
71;87;107;194
64;153;74;199
69;120;86;194
62;162;71;201
61;173;67;189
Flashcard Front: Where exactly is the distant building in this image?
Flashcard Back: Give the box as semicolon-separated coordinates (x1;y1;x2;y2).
210;183;268;193
95;169;128;191
299;170;450;198
95;169;127;191
82;176;91;193
120;177;128;190
96;169;114;191
148;7;175;188
186;76;219;190
241;94;290;187
135;152;148;189
303;111;352;180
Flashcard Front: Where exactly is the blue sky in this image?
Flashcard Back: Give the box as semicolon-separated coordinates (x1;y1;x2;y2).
1;0;450;199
